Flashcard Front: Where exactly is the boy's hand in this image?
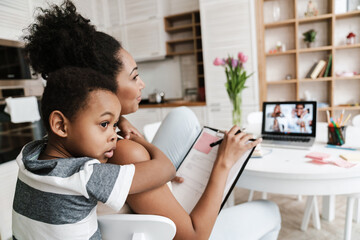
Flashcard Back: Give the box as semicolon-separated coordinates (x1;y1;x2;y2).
171;176;184;183
118;116;144;139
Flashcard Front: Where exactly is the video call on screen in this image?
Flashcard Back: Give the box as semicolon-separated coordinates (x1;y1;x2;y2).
264;104;314;134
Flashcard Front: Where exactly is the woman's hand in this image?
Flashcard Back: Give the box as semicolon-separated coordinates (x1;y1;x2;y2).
216;125;262;169
117;116;143;139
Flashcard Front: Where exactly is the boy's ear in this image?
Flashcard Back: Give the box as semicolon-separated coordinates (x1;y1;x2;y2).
49;110;69;138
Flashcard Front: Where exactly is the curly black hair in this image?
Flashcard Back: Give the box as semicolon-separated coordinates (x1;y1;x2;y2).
41;67;117;131
24;0;122;80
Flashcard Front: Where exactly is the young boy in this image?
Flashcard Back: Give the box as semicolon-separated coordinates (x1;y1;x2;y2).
12;67;175;240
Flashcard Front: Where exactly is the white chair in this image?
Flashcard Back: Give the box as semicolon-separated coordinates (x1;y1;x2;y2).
343;117;360;240
98;214;176;240
352;114;360;127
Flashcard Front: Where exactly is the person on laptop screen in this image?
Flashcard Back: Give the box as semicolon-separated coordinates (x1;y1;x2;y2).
266;104;286;132
264;103;314;134
262;101;317;149
288;103;312;133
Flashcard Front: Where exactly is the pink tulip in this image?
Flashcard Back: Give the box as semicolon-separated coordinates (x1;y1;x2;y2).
232;59;238;68
213;57;225;66
238;52;248;63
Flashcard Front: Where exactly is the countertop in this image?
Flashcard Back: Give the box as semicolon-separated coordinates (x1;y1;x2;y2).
139;99;206;108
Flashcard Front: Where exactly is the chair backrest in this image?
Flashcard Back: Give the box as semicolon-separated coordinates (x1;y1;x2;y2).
247;111;263;125
245;111;263;137
352;114;360;127
98;214;176;240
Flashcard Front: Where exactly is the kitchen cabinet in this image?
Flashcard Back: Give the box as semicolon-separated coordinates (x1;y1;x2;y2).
164;10;204;101
123;108;163;135
200;0;260;129
121;0;161;24
161;106;207;127
0;0;31;41
100;0;167;62
166;0;199;15
123;19;166;62
74;0;109;33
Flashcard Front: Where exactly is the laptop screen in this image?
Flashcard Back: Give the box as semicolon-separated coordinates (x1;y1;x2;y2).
261;101;317;137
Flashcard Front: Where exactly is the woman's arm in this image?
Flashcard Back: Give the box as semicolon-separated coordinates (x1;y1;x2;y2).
108;137;175;194
111;126;261;240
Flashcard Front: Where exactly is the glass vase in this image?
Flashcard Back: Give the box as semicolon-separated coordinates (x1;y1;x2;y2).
231;92;242;127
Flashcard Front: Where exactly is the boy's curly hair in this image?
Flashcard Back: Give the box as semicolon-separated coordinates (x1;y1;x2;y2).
41;67;117;132
24;0;122;79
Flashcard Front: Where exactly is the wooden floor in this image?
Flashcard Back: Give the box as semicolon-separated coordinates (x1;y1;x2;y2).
233;188;360;240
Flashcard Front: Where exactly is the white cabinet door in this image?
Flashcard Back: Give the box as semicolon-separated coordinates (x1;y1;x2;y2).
74;0;109;32
187;106;207;127
123;19;165;62
200;0;260;129
161;106;207;127
107;0;123;27
121;0;160;24
0;0;31;41
167;0;199;15
109;26;126;45
123;108;162;134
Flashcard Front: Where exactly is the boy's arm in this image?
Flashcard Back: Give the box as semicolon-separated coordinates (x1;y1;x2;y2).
110;136;175;194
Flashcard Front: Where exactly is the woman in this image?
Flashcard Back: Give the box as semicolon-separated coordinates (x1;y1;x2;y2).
24;1;281;239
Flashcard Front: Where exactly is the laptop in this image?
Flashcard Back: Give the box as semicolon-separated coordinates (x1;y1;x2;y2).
260;101;317;149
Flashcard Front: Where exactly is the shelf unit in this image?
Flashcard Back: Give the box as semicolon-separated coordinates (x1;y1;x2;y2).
164;11;205;101
256;0;360;122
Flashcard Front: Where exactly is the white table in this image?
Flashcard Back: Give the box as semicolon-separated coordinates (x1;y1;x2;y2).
237;142;360;231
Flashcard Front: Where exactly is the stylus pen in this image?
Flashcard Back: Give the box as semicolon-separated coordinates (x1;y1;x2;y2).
209;130;242;147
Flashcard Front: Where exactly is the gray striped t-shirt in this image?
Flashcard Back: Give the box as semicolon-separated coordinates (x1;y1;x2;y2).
12;140;135;240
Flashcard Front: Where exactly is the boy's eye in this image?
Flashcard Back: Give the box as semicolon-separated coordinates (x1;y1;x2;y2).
133;74;139;80
100;121;109;128
113;121;118;128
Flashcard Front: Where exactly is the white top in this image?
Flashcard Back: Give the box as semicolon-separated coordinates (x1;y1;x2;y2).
12;140;135;240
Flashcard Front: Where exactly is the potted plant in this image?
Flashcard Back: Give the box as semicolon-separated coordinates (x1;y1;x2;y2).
303;29;317;48
213;52;253;127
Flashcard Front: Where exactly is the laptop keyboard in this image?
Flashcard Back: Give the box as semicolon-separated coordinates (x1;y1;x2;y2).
262;135;311;142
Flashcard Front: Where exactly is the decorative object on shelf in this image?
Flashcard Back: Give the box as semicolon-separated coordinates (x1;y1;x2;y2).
213;52;253;127
304;0;318;17
336;71;355;77
272;1;280;22
285;74;292;80
275;41;286;52
303;29;317;48
346;32;356;45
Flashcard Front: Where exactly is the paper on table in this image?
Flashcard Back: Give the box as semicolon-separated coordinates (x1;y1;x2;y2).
172;127;255;213
310;158;356;168
305;152;331;160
